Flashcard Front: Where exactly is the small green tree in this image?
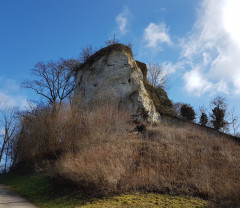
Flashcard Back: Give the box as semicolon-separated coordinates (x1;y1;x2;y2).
211;107;226;130
199;112;208;126
199;106;208;127
210;96;228;131
180;104;196;121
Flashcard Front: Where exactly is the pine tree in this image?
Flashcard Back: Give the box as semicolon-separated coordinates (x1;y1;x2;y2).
199;112;208;126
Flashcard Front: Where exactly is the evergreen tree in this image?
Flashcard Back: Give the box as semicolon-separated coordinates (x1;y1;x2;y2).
199;112;208;126
180;104;196;121
210;96;228;130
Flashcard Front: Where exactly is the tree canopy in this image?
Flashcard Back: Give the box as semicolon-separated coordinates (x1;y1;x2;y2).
180;104;196;121
210;96;228;131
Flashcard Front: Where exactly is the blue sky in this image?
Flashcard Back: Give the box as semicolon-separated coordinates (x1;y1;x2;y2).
0;0;240;122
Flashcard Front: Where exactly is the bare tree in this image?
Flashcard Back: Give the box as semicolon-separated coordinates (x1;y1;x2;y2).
0;95;6;106
80;45;94;62
0;107;17;167
229;107;240;136
147;62;168;89
22;58;81;110
173;102;184;117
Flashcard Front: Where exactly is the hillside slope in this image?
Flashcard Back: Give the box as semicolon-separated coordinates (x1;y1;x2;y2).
12;104;240;207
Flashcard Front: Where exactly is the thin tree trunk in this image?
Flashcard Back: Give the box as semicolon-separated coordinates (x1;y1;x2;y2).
4;142;9;172
0;141;6;165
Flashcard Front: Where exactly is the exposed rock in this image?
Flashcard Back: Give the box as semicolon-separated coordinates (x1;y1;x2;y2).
74;44;160;123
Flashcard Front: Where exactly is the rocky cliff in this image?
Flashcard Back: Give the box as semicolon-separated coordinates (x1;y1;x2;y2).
74;44;160;123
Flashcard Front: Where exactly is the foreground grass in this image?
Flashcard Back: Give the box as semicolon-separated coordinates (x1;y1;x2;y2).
0;173;209;208
0;173;84;208
81;193;209;208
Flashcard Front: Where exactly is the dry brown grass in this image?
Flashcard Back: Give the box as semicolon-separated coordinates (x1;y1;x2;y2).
54;123;240;206
15;104;132;162
143;125;240;205
15;104;240;207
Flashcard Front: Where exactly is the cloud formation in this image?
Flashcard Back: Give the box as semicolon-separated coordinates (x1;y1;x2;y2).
183;68;213;96
162;61;185;74
144;23;172;48
0;92;29;110
115;8;129;35
180;0;240;96
0;78;29;110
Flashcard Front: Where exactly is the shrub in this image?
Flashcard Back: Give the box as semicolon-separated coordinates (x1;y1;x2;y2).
180;104;196;121
15;104;132;164
199;112;208;126
144;82;176;117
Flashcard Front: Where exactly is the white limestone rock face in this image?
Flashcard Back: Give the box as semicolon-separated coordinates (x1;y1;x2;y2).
74;45;160;123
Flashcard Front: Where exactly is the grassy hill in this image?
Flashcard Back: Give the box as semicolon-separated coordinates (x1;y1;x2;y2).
2;104;240;207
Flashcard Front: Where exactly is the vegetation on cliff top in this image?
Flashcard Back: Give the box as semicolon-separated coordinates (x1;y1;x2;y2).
78;43;133;70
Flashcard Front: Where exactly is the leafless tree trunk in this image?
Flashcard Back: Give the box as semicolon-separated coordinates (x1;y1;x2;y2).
4;141;9;172
0;108;16;165
229;107;240;136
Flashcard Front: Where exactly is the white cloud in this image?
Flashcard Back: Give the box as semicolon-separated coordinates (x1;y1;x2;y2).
223;0;240;46
115;8;129;36
179;0;240;96
0;78;29;110
215;80;229;94
162;60;185;74
144;23;172;48
0;91;29;110
183;68;213;96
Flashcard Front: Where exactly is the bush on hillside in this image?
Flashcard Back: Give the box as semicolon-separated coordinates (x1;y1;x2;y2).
144;82;176;117
15;104;132;164
180;104;196;121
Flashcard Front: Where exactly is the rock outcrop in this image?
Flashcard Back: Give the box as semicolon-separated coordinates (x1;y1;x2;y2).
74;44;160;123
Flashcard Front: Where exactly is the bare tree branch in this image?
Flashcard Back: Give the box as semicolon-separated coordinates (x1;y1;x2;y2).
147;62;168;89
21;58;81;109
80;45;94;62
229;107;240;136
0;107;17;165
